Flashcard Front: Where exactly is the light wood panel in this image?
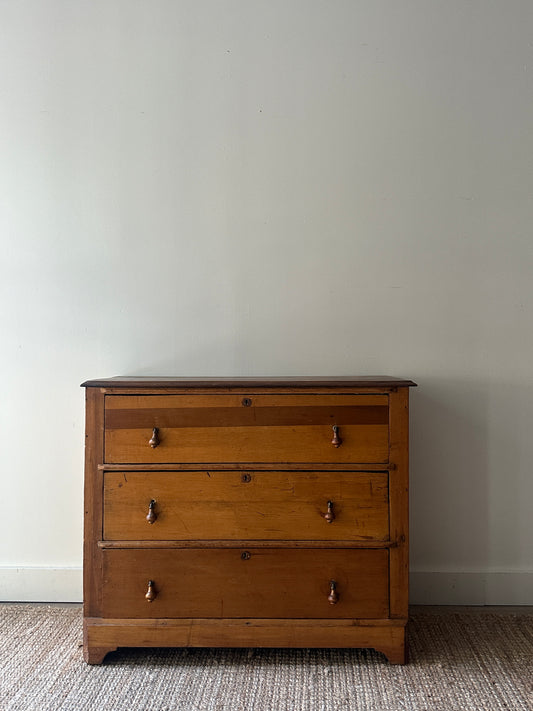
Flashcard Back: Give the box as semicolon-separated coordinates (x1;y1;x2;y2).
84;617;406;664
103;470;389;541
105;394;390;409
105;425;389;464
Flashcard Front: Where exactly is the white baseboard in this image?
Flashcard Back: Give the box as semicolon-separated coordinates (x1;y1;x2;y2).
0;567;82;602
410;571;533;605
0;567;532;605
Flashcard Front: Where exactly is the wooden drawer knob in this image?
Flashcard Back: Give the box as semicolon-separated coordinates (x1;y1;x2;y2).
323;500;335;523
146;499;157;524
149;427;160;448
331;425;342;448
328;580;339;605
145;580;157;602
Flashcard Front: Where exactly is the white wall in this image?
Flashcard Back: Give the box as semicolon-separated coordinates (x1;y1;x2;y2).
1;1;532;604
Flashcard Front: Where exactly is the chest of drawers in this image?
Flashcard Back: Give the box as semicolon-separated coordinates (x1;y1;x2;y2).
82;376;415;664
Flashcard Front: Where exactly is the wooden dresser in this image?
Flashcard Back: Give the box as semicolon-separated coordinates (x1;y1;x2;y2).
82;376;416;664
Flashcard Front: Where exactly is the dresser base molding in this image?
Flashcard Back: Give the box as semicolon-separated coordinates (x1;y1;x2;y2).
83;618;407;665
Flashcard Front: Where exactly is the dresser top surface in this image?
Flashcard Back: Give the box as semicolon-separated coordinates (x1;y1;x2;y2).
81;375;417;388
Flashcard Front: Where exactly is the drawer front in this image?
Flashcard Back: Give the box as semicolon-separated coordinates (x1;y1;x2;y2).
102;548;389;619
104;394;389;464
103;470;389;541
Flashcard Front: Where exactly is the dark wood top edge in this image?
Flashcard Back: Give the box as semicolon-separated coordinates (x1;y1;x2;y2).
81;376;417;388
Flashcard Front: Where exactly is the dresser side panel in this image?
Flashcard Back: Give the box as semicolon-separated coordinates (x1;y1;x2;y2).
388;387;409;618
83;387;105;617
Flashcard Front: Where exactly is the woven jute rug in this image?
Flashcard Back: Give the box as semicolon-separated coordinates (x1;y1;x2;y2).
0;604;531;710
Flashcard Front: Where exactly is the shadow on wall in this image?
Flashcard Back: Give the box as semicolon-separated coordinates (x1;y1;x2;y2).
409;379;490;602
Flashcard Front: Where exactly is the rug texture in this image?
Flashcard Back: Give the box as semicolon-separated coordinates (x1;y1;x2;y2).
0;604;531;710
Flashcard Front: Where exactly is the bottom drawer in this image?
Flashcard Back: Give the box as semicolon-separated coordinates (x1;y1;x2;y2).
102;548;389;619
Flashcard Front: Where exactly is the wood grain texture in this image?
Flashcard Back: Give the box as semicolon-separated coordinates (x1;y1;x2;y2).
104;394;390;409
105;404;388;428
103;470;389;542
388;388;409;619
101;548;389;619
102;387;397;396
105;425;389;464
83;388;104;617
98;540;394;549
84;617;406;664
83;377;413;665
104;394;389;463
99;462;396;472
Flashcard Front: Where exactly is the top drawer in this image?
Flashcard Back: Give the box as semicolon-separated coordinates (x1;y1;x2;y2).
104;394;389;464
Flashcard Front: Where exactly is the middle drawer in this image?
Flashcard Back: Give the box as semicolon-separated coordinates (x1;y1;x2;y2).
103;470;389;541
